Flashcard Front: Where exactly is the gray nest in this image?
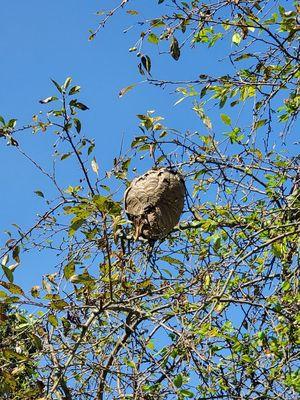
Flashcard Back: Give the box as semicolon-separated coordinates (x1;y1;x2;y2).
124;168;185;240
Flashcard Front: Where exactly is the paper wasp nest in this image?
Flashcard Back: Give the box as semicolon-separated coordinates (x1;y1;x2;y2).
124;168;185;240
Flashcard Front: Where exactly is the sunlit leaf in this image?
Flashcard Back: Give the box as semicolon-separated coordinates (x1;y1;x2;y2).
69;85;81;95
119;84;136;98
39;96;58;104
63;77;72;91
232;32;242;45
91;157;99;175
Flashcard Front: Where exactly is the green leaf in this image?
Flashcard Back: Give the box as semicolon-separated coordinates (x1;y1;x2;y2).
204;273;211;289
93;195;121;216
69;85;81;95
180;389;194;398
74;101;89;111
226;127;244;143
51;299;68;310
138;62;145;75
234;53;253;61
8;283;24;295
221;113;231;126
146;340;155;350
253;119;267;130
8;119;17;128
31;285;40;298
240;86;256;101
69;219;85;237
148;33;159;44
160;256;184;266
170;36;180;60
131;135;148;148
173;374;183;388
73;118;81;133
51;79;63;93
34;190;44;198
64;262;75;280
282;281;291;291
232;32;242;45
2;265;14;283
151;18;165;28
141;55;151;74
48;314;58;327
12;245;20;263
88;143;95;155
0;281;24;295
126;9;138;15
61;153;71;160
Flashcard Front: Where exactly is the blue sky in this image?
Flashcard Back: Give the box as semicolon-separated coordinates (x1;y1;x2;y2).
0;1;298;290
0;1;217;288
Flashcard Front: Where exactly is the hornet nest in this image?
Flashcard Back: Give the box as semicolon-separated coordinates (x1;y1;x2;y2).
124;168;185;240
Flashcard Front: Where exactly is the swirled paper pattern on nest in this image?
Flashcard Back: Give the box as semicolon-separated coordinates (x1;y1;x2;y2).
124;168;185;240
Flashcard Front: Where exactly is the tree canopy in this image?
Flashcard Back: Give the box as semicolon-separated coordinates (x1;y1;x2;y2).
0;1;299;399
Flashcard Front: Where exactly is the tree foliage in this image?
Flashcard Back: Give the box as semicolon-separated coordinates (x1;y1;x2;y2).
0;1;299;399
0;306;43;399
